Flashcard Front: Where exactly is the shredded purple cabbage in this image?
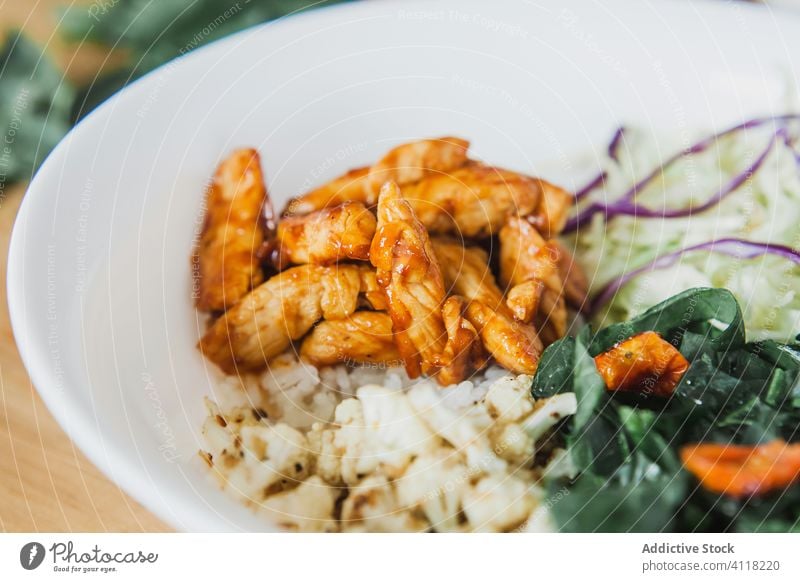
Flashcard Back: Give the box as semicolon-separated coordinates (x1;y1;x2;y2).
574;172;606;201
565;114;800;232
779;131;800;167
590;238;800;314
608;126;625;161
573;126;626;202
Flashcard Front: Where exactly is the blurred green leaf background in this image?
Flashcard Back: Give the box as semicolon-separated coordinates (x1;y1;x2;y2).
0;0;350;187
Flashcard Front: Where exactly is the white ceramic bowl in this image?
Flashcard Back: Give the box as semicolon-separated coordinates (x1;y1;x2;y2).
8;0;800;531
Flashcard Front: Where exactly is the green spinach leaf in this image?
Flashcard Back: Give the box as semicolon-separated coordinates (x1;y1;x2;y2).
538;287;800;532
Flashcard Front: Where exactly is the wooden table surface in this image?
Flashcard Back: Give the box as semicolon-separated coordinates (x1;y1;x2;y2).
0;0;168;532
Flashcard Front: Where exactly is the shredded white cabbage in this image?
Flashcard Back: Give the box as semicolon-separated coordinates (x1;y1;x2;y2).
566;123;800;341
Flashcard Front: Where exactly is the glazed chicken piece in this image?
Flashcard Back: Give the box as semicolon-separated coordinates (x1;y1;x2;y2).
438;296;487;386
285;167;371;215
529;180;573;238
369;182;448;378
505;279;545;324
199;264;379;373
358;268;389;311
300;311;400;367
365;137;470;199
432;239;505;309
464;300;543;375
535;287;568;346
286;137;470;215
499;217;567;343
553;240;589;310
193;148;271;312
403;164;542;238
277;201;377;265
432;239;543;375
499;217;551;289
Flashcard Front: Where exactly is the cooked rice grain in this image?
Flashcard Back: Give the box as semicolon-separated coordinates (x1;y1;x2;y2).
202;355;577;532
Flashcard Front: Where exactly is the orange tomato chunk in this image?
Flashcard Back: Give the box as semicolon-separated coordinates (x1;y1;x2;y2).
593;331;689;397
681;440;800;498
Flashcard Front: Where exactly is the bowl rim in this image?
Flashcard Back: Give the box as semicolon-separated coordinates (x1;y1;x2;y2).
5;0;381;532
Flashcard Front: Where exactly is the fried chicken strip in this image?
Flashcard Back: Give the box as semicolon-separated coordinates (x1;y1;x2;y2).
369;182;448;378
277;201;377;265
194;148;270;311
553;240;589;310
358;268;389;311
286;137;469;215
300;311;400;367
365;137;470;199
499;217;550;289
529;180;573;238
403;164;542;238
505;279;545;324
199;264;378;373
464;300;543;375
438;296;487;386
285;167;371;215
499;217;567;342
432;239;543;374
535;285;568;346
433;239;505;309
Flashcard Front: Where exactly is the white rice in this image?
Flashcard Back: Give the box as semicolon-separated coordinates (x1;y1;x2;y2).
201;356;578;532
210;350;510;431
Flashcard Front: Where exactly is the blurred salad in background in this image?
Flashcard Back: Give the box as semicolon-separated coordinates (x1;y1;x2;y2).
0;0;350;186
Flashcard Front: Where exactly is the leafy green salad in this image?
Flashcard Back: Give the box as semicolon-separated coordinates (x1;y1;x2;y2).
533;287;800;532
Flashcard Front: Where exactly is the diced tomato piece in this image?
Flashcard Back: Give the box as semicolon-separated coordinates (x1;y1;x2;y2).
593;331;689;397
681;440;800;498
